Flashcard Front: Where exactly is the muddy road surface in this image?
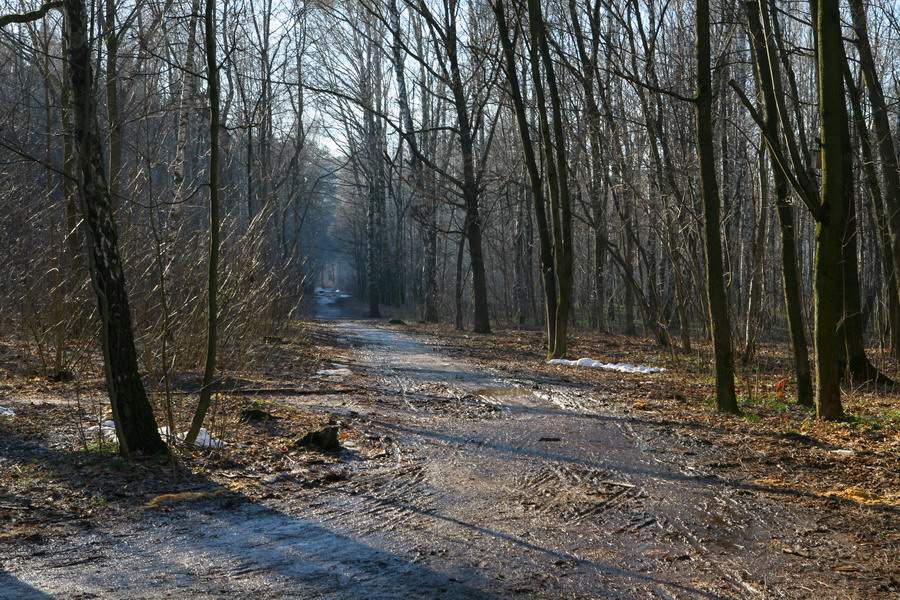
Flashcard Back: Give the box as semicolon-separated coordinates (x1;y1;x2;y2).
1;308;872;598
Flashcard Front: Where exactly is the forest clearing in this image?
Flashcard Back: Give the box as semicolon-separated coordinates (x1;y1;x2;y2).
1;0;900;597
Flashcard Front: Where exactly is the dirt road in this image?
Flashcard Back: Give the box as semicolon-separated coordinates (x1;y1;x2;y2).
0;312;874;598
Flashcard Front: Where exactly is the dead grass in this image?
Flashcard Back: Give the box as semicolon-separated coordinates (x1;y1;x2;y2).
0;320;384;536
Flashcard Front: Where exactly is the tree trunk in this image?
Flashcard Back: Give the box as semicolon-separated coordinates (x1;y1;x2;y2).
593;214;608;332
64;0;165;455
839;189;892;384
848;66;900;361
745;0;813;406
439;13;490;334
848;0;900;311
526;0;573;357
742;140;769;364
513;189;529;327
389;0;437;322
696;0;738;413
185;0;221;445
568;0;607;333
813;0;848;419
363;15;383;319
104;0;122;209
168;0;200;228
61;28;83;316
454;232;465;331
666;212;692;351
422;209;439;322
366;172;382;318
623;200;636;335
493;0;556;350
462;178;490;332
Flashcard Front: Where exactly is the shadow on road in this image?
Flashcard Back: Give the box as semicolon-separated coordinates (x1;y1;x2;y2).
0;425;499;599
0;572;52;600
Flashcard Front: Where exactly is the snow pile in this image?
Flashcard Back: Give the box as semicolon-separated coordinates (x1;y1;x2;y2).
316;363;353;378
830;449;855;457
192;428;224;449
0;406;16;417
158;426;224;449
86;419;119;441
87;421;224;448
548;357;665;374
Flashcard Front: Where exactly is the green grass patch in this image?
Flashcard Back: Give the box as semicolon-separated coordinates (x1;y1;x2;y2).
738;392;794;414
844;409;900;431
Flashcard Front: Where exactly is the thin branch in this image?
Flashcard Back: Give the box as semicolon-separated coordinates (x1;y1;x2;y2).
0;1;62;29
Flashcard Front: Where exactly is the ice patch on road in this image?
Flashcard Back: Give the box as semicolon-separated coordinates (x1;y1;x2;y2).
548;357;665;374
0;406;15;417
86;421;224;448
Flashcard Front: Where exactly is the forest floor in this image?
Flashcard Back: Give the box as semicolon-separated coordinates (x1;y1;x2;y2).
0;296;898;599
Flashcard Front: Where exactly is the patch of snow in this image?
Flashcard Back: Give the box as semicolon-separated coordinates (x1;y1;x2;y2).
548;358;665;374
86;419;118;441
830;449;855;457
317;363;353;378
158;426;224;448
193;428;224;449
0;406;15;417
85;422;224;448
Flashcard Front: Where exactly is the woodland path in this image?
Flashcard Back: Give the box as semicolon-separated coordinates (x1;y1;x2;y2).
1;303;865;599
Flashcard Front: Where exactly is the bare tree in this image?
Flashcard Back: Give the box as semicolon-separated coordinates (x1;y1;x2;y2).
64;0;166;454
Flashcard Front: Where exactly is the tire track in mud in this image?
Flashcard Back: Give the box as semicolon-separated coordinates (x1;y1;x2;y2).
8;321;832;600
306;321;866;598
516;463;641;525
440;385;696;588
292;441;437;540
337;463;432;536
